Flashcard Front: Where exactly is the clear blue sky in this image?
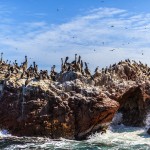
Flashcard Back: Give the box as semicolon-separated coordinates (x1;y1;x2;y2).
2;0;150;24
1;0;150;71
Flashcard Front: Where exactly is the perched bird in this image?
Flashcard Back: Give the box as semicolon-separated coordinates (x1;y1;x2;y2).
0;52;3;63
65;56;69;64
25;78;30;87
95;66;99;73
84;62;91;77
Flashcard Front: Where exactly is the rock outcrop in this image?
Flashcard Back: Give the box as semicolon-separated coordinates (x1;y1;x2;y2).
117;86;150;126
0;54;150;139
0;78;119;140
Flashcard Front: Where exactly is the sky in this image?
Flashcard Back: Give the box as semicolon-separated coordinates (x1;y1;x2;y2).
1;0;150;72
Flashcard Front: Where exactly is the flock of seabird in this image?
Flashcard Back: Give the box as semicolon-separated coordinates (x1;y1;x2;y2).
0;50;149;91
0;53;94;85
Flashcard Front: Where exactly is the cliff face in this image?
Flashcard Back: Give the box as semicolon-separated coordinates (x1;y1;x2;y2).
0;56;150;139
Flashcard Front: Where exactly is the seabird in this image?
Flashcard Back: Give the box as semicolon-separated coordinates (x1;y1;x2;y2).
0;52;3;63
95;66;99;73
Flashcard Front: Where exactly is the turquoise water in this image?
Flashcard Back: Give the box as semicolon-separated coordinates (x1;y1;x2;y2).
0;125;150;150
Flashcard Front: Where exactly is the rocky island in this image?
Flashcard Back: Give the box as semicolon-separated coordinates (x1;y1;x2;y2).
0;53;150;140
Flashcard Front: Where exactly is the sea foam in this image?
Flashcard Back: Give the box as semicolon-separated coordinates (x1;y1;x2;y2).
0;130;11;137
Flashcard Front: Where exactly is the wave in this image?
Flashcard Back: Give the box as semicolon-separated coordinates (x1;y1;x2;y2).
87;125;150;149
1;112;150;149
1;125;149;150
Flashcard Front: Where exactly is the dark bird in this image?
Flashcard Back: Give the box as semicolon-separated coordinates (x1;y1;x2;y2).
25;78;30;87
0;52;3;62
71;54;77;64
84;62;91;77
95;66;99;73
65;56;69;64
84;67;91;77
110;49;115;51
61;58;64;72
81;60;83;68
77;55;81;64
84;62;88;68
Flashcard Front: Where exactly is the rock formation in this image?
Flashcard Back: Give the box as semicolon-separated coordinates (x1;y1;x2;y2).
0;77;119;140
0;54;150;139
93;59;150;127
118;86;150;127
0;55;119;140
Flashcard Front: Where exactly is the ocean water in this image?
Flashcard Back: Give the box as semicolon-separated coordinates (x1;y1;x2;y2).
0;113;150;150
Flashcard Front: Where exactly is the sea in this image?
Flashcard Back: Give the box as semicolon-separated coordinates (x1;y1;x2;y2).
0;113;150;150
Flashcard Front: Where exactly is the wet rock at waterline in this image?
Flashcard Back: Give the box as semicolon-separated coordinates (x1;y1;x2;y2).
147;128;150;135
118;86;150;127
0;54;150;139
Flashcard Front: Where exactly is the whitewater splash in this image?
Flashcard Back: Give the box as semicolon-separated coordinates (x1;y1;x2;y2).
145;112;150;130
1;126;149;150
86;113;150;149
146;112;150;126
0;130;11;137
88;125;150;148
111;112;123;125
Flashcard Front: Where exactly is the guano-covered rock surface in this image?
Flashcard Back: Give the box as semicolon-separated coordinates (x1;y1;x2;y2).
0;54;150;139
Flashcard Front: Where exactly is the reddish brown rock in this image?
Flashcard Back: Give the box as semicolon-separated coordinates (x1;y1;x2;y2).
0;81;119;140
1;55;150;140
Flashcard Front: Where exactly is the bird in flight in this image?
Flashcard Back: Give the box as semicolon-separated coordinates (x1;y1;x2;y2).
110;49;115;51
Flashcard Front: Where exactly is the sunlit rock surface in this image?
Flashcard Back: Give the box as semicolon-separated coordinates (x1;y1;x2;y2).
0;56;150;139
0;64;119;140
